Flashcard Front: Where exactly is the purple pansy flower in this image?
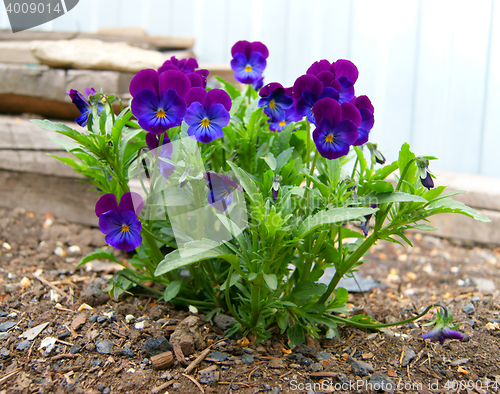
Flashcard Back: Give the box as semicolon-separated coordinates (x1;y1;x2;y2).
268;106;302;132
350;95;374;146
417;159;434;189
307;59;358;103
95;192;144;251
184;87;232;143
311;98;359;160
230;41;268;85
130;69;191;134
361;204;378;236
146;132;175;180
252;76;264;91
422;307;464;345
258;83;294;121
67;87;104;127
158;56;209;88
293;74;339;124
205;172;241;212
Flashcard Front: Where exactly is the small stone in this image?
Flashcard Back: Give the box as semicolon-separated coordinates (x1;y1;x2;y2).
293;344;317;358
286;353;304;362
19;322;50;340
97;316;109;324
213;314;237;331
172;382;182;390
208;351;229;361
307;362;323;373
125;315;135;323
97;384;105;392
96;340;113;355
408;322;419;329
300;357;313;366
241;354;254;364
71;314;87;331
88;316;99;323
316;351;331;362
369;373;395;394
142;337;172;356
58;332;70;340
350;359;375;376
0;348;10;358
68;245;81;253
121;347;135;358
16;341;30;351
263;384;271;391
160;371;173;380
471;296;481;302
401;348;416;367
462;303;475;315
134;321;147;330
70;344;82;354
0;322;16;332
270;388;280;394
0;312;7;317
102;389;110;394
268;358;285;369
90;359;102;367
450;358;470;366
199;370;217;384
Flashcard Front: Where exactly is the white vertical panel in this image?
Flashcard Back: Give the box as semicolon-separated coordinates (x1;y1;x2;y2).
195;0;229;63
257;0;288;85
221;0;255;64
170;0;197;37
480;1;500;177
0;2;8;30
315;0;352;61
147;0;175;36
413;0;491;174
350;0;420;162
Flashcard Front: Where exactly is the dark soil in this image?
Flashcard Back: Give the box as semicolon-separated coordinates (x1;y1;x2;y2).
0;207;499;394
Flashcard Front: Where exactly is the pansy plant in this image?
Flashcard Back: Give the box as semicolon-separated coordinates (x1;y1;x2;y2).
36;47;489;345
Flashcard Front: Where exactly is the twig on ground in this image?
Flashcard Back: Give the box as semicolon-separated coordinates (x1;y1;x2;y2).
50;353;79;361
151;381;173;394
182;373;204;394
172;342;187;366
0;368;21;384
248;366;260;380
184;346;212;374
33;273;70;300
399;346;405;368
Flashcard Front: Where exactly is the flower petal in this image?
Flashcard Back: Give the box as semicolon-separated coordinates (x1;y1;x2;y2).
312;98;341;127
99;210;122;234
159;70;191;98
341;102;361;127
129;69;159;97
185;102;206;126
334;119;359;146
186;87;208;108
334;59;359;84
359;108;374;131
251;41;269;59
131;89;160;121
442;327;464;341
119;192;144;215
231;40;252;58
207;103;230;128
95;194;119;217
307;59;334;76
104;211;142;251
206;89;232;111
293;74;323;102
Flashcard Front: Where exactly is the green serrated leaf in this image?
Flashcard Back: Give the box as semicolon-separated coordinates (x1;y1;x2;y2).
261;153;277;171
427;198;491;222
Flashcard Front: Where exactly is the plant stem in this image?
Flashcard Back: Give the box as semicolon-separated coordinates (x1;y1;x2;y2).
306;120;311;170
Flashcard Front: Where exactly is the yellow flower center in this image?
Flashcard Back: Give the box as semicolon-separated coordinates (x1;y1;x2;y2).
156;108;166;118
101;96;107;103
121;224;130;232
325;134;334;143
269;99;276;109
201;118;210;127
245;65;252;72
278;120;286;127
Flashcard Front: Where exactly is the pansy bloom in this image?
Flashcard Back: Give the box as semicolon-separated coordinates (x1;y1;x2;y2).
349;95;374;146
311;98;359;160
231;41;268;85
293;74;339;124
158;56;209;89
422;307;464;345
268;106;302;132
95;192;144;251
146;132;175;180
129;69;191;134
307;59;358;103
67;87;104;127
417;158;434;189
258;83;294;122
184;87;232;143
205;172;241;212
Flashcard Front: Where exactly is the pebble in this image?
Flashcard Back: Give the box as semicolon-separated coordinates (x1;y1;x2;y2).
462;303;475;315
97;316;109;324
58;332;71;340
142;337;172;356
88;315;99;323
268;358;285;369
0;348;10;359
96;340;113;355
293;344;317;358
134;321;147;330
300;357;313;367
307;362;323;373
286;353;304;362
270;388;280;394
350;359;375;376
213;314;237;331
241;354;254;364
199;370;217;384
471;296;481;302
16;341;30;351
0;322;16;332
102;388;110;394
263;383;271;391
121;347;135;358
316;351;331;362
70;344;82;354
172;382;182;390
160;371;173;380
401;348;416;367
0;312;7;317
125;315;135;324
369;373;395;394
90;359;102;367
208;351;229;361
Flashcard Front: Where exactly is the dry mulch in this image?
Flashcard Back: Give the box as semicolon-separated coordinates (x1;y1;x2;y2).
0;207;499;394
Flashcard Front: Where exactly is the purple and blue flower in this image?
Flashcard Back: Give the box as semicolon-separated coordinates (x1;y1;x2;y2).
205;172;241;212
268;106;302;132
311;98;359;160
67;87;104;127
184;87;232;143
129;69;191;134
350;95;374;146
422;307;464;345
258;83;294;122
293;74;339;124
230;41;268;85
158;56;209;89
95;192;144;251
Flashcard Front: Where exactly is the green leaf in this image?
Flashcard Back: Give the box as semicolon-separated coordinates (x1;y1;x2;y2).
229;95;244;116
244;99;260;124
155;239;237;276
214;76;241;100
272;123;294;156
227;161;263;206
370;180;394;193
427;198;491;222
326;159;341;189
360;192;427;205
275;147;294;173
220;273;241;291
374;160;399;180
263;274;277;290
49;136;78;152
77;249;120;268
296;207;377;238
31;119;77;134
287;324;305;348
398;143;417;186
163;281;181;302
412;224;438;231
261;153;277;171
288;281;327;300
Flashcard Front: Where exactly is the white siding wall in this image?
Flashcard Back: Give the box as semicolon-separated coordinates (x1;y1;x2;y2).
1;0;498;177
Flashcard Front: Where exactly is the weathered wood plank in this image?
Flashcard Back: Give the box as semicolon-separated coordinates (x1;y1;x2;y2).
0;169;98;226
0;150;80;178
